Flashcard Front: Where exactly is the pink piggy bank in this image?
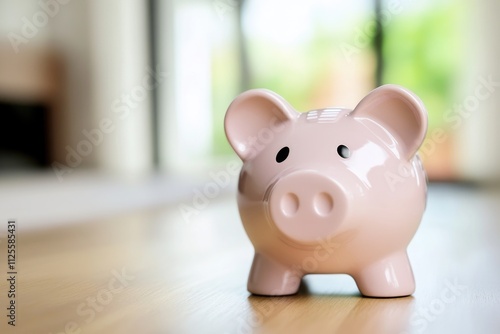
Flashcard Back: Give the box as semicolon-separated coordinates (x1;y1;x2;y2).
224;85;428;297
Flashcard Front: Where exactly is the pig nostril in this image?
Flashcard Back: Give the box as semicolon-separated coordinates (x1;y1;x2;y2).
314;192;334;216
281;193;299;217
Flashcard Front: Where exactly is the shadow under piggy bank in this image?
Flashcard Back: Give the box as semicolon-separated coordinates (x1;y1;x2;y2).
245;280;414;334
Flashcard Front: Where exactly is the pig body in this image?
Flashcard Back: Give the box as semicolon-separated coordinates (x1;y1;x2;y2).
224;85;428;297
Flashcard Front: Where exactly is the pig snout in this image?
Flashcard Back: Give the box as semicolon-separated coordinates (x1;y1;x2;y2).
266;171;348;244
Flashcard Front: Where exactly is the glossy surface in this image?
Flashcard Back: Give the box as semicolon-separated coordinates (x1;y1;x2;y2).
224;85;428;297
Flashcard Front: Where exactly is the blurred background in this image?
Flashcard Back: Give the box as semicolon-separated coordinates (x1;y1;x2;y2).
0;0;499;227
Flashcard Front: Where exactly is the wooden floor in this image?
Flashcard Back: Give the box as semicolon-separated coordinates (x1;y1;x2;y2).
1;184;499;334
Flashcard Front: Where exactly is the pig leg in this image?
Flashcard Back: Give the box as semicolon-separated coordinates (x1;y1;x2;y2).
247;253;302;296
352;251;415;298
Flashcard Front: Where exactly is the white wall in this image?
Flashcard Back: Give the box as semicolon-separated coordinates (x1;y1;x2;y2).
87;0;153;176
457;0;500;183
49;0;93;166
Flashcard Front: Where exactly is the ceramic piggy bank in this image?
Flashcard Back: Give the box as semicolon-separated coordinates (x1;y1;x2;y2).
224;85;427;297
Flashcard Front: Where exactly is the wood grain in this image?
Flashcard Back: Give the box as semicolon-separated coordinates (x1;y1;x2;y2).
1;184;499;334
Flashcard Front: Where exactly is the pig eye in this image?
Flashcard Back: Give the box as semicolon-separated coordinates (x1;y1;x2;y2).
276;146;289;163
337;145;350;159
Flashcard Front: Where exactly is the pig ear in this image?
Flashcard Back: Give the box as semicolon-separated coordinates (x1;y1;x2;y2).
224;89;298;160
352;84;428;160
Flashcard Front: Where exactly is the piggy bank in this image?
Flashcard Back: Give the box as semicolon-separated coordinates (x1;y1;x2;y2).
224;85;427;297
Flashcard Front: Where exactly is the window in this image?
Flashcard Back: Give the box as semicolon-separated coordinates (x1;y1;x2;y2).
156;0;493;182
